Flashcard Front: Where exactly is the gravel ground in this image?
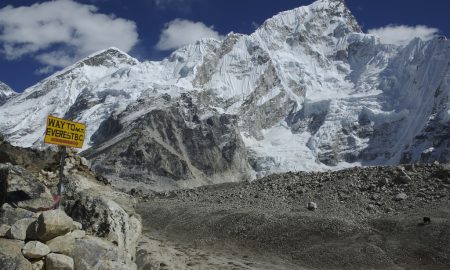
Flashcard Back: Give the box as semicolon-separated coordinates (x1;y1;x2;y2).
136;164;450;270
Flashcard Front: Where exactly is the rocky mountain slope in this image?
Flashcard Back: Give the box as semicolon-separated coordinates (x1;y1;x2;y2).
0;0;449;191
137;163;450;269
0;137;141;269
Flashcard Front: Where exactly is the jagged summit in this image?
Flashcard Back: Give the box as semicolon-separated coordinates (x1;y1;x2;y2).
0;81;15;106
0;81;14;95
256;0;361;38
80;47;138;67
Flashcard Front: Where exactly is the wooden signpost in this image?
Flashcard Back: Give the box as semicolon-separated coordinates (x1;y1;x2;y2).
44;115;86;208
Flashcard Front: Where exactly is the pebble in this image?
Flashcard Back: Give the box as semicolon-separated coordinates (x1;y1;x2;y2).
394;192;408;201
307;202;317;211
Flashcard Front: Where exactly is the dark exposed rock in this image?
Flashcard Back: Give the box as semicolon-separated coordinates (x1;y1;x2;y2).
0;166;7;207
83;94;250;191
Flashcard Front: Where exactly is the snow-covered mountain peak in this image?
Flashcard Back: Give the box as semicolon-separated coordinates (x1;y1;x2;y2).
0;81;16;106
256;0;360;39
0;0;449;190
0;81;14;96
80;47;138;68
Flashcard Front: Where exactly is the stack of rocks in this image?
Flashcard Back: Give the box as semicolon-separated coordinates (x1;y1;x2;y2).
0;140;141;270
1;208;135;270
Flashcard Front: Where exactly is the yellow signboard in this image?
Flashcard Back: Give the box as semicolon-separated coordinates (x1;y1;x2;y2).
44;115;86;148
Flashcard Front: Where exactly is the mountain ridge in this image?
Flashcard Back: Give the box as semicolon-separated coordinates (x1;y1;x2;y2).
0;0;449;191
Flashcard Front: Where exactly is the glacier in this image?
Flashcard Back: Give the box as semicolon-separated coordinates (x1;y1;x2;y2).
0;0;449;190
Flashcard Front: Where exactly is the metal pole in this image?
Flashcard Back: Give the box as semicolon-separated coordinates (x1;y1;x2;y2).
56;146;66;209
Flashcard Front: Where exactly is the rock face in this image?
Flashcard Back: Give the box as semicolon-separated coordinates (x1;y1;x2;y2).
36;210;73;242
64;173;141;269
0;0;449;190
84;95;251;191
0;166;7;207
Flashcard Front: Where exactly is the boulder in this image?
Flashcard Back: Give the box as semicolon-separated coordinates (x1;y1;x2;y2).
0;203;37;225
45;253;74;270
36;210;73;241
0;238;32;270
46;233;76;256
21;241;50;259
71;236;120;270
394;171;411;184
0;164;53;212
307;202;317;211
65;174;141;267
394;192;408;201
80;157;90;168
6;217;36;240
377;178;389;187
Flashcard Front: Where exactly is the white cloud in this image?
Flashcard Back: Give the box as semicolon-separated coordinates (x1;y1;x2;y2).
0;0;139;72
156;19;223;50
368;25;439;46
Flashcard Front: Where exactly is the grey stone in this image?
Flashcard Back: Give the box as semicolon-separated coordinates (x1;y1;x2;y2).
307;202;317;211
394;192;408;201
0;224;11;237
0;164;53;212
36;210;73;241
21;241;50;259
394;170;411;185
46;233;76;256
6;217;36;240
31;259;44;270
0;238;32;270
80;157;90;168
72;236;120;270
378;178;389;187
45;253;74;270
0;203;36;225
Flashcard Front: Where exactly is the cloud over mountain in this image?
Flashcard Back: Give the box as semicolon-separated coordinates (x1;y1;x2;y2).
368;25;439;46
0;0;139;72
155;19;223;50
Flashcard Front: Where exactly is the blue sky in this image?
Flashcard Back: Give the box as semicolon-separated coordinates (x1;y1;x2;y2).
0;0;449;92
